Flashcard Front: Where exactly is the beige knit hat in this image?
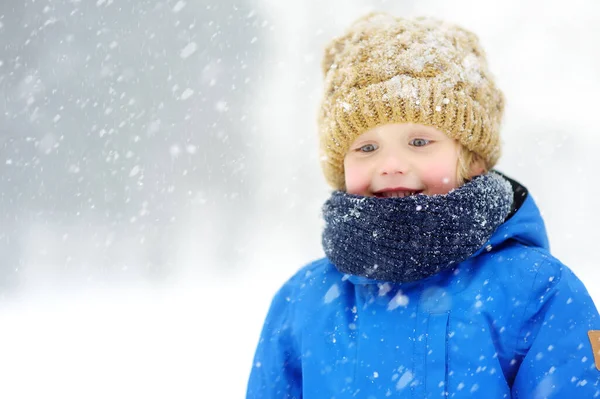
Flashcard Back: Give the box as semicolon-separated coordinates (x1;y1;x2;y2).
318;12;505;190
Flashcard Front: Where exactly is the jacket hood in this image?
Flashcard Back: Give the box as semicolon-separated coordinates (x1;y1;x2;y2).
480;173;549;253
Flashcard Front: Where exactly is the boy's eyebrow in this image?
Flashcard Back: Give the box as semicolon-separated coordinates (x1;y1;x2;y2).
408;128;445;137
351;135;377;145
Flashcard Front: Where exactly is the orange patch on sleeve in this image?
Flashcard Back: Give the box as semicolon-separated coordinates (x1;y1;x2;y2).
588;330;600;371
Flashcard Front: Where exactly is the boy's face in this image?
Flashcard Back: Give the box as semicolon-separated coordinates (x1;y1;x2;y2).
343;123;462;197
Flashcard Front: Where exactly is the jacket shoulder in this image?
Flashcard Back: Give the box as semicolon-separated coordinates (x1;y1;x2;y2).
499;244;589;300
280;257;346;303
482;243;562;291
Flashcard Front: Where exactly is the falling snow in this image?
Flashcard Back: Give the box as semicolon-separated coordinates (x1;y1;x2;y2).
215;100;228;112
172;0;187;13
388;291;409;310
396;371;413;390
180;42;198;59
180;88;194;100
324;284;340;303
129;165;141;177
0;2;599;399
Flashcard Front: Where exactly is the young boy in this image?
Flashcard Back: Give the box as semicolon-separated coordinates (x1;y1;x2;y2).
247;13;600;398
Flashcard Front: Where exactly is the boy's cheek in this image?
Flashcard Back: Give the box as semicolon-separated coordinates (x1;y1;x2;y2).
344;166;371;195
421;163;459;193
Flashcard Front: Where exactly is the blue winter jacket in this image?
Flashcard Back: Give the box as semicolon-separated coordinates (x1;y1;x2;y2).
247;183;600;398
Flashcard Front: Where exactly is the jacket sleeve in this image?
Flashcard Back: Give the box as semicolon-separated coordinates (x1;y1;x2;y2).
246;280;302;399
511;259;600;397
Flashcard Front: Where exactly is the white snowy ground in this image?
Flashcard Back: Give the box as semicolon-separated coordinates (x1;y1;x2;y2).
2;1;600;398
0;274;276;399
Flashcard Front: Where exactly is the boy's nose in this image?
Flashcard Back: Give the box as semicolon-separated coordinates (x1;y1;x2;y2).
378;153;410;175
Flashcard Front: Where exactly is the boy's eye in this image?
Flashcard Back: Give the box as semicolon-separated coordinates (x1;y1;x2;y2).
410;138;430;147
358;144;378;152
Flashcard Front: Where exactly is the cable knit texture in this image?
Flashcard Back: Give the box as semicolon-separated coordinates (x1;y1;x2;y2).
318;12;505;189
321;172;513;283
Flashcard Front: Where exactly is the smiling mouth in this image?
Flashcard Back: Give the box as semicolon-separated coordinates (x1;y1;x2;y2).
374;190;423;198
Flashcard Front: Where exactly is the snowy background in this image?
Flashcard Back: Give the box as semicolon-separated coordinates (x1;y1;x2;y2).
1;0;599;398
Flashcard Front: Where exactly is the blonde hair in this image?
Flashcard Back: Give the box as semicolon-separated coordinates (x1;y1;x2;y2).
457;145;488;185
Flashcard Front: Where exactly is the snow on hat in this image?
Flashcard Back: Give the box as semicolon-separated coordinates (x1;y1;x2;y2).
318;12;505;190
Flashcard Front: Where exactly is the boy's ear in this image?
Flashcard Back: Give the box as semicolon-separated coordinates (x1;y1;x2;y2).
469;157;487;177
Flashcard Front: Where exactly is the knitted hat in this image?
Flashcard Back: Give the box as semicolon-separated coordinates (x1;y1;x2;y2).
318;12;505;190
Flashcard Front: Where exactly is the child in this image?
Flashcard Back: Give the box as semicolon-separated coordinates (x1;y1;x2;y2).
247;12;600;398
